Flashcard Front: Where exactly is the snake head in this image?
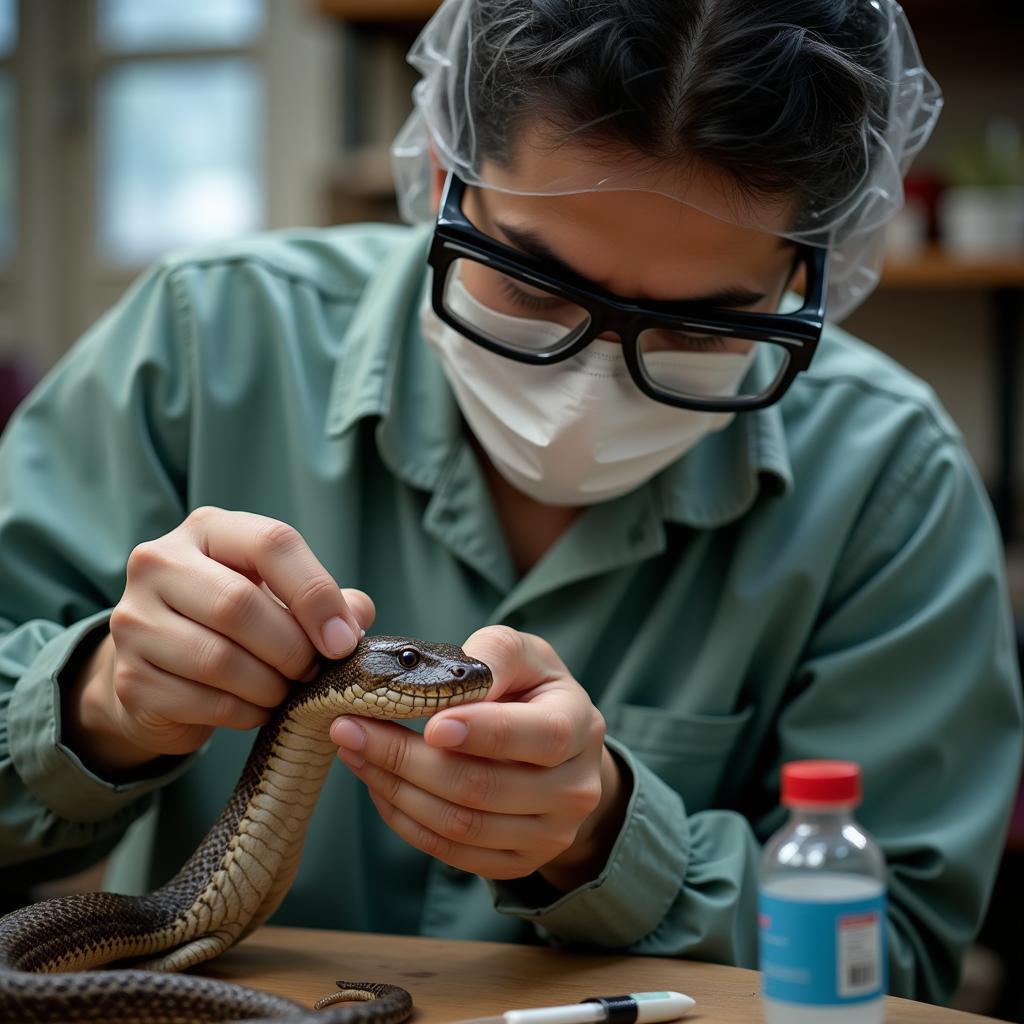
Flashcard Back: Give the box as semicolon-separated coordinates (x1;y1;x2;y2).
310;635;492;719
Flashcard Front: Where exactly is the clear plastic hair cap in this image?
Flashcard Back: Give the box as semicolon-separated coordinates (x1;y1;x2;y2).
392;0;943;320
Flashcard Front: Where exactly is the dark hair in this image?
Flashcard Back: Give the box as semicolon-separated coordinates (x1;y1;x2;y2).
468;0;891;221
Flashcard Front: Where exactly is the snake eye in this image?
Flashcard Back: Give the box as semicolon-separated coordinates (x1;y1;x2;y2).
397;648;420;669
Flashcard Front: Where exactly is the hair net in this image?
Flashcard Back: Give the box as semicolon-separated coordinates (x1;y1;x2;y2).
391;0;942;321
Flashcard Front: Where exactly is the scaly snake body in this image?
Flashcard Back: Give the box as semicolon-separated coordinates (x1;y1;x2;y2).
0;636;492;1023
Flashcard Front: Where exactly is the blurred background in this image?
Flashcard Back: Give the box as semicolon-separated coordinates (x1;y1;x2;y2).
0;0;1021;1017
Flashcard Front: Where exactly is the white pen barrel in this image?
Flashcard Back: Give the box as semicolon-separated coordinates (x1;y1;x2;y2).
505;1003;605;1024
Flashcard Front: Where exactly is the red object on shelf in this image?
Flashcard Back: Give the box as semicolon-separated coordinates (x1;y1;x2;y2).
904;171;947;243
1009;782;1024;851
0;362;38;432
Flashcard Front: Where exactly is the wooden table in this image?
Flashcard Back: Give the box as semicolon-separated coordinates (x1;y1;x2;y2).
203;926;997;1023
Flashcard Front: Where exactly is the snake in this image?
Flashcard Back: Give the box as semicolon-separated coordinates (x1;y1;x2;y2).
0;635;493;1024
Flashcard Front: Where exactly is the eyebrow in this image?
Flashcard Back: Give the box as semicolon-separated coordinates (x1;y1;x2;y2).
494;220;767;309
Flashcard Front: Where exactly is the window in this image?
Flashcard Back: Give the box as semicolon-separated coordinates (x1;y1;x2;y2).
97;0;264;51
0;1;337;368
95;0;267;265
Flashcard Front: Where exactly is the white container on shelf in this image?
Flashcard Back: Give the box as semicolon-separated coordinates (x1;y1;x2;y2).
938;186;1024;257
884;201;929;259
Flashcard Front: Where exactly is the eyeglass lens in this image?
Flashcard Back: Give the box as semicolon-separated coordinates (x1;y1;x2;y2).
442;257;794;402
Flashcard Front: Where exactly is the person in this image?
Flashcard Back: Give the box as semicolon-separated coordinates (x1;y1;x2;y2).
0;0;1021;1007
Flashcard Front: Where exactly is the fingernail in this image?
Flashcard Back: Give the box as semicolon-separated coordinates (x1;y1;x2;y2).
430;719;469;748
323;616;357;658
332;717;366;751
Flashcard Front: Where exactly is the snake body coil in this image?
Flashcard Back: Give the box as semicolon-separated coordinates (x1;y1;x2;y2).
0;636;492;1023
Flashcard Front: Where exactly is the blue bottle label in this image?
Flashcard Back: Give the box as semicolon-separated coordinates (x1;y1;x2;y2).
758;886;886;1005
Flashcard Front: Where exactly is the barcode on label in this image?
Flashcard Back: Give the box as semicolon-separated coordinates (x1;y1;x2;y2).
837;911;881;998
846;962;876;987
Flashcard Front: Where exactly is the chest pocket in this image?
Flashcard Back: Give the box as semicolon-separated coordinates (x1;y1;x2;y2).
603;703;754;813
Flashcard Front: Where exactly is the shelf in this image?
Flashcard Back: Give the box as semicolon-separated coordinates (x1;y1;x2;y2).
880;246;1024;290
317;0;1016;25
317;0;439;20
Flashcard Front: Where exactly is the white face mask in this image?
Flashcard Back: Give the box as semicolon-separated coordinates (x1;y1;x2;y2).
420;275;756;506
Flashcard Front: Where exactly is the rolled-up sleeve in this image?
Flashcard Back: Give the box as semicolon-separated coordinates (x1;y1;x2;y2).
0;262;197;881
490;737;761;965
493;738;695;946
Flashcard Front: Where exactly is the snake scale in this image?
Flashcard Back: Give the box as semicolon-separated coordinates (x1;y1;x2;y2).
0;636;493;1024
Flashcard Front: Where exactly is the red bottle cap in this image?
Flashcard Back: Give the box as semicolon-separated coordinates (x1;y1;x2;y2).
782;760;861;807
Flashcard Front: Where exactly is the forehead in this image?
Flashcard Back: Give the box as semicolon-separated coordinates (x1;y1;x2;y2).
483;127;793;229
470;130;794;300
473;178;791;301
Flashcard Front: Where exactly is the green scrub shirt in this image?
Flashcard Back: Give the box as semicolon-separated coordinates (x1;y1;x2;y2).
0;223;1020;1004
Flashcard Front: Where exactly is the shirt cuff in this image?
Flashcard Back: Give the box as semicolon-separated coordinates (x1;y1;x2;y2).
490;736;690;947
8;610;195;824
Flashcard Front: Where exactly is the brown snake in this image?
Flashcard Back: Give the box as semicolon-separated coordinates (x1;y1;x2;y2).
0;636;492;1023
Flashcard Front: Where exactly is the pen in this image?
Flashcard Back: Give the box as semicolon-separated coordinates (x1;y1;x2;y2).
455;990;696;1024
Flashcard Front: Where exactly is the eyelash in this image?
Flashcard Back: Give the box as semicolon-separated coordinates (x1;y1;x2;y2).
676;335;732;352
641;328;735;353
497;276;566;312
495;277;738;352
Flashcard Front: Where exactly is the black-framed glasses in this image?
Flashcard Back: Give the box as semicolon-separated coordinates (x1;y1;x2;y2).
427;171;829;412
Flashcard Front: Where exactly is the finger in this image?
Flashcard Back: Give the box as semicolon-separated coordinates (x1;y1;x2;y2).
120;599;291;709
460;625;565;701
114;656;272;732
425;691;599;767
340;588;376;633
331;717;568;815
364;790;537;881
259;583;375;632
183;508;367;659
338;749;566;855
156;553;319;681
428;626;597;765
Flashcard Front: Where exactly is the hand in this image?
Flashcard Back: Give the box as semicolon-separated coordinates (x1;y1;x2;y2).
64;506;375;775
330;626;629;890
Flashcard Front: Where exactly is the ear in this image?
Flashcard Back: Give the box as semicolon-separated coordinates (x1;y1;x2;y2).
430;164;447;215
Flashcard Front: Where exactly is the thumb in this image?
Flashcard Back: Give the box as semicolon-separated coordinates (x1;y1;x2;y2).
461;625;565;702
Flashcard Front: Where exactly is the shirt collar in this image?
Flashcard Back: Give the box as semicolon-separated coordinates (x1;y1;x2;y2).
654;392;794;528
326;224;794;529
